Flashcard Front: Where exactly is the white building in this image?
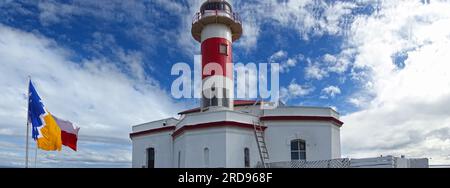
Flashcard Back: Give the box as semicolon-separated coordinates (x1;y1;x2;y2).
130;101;343;168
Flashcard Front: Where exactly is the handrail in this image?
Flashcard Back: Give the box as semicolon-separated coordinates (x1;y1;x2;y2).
192;10;241;25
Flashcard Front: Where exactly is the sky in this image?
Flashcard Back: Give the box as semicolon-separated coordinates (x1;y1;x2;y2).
0;0;449;167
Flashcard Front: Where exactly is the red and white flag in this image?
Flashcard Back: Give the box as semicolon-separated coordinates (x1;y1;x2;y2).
54;116;80;151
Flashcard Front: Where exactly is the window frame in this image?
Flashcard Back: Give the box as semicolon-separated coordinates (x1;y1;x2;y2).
219;43;228;56
147;147;155;168
204;148;210;168
290;139;306;161
244;147;250;168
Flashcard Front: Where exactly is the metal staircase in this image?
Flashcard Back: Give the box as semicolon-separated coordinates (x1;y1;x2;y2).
253;121;269;168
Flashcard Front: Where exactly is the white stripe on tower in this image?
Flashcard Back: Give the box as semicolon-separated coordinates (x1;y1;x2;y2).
201;24;232;42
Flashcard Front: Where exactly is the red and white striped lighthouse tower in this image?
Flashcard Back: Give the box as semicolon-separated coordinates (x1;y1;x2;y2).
192;0;243;110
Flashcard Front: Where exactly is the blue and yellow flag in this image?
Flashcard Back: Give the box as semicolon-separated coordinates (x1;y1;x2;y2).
28;80;62;151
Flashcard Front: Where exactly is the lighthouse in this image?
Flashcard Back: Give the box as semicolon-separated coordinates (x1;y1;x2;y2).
130;0;344;168
192;0;243;110
129;0;433;169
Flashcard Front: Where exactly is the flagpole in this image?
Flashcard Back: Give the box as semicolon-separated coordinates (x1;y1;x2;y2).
34;143;38;168
25;76;30;168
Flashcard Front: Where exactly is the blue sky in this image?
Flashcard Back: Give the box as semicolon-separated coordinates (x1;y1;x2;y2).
1;0;450;167
0;0;368;113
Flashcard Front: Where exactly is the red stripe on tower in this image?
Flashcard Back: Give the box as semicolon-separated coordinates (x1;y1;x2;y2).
201;37;233;80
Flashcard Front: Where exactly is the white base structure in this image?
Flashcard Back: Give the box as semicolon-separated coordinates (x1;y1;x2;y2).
130;101;344;168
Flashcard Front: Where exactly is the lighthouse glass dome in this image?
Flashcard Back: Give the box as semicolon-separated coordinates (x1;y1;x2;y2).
200;1;232;14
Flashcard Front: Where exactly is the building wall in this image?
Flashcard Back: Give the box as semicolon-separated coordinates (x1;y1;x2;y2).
225;127;260;168
131;131;173;168
132;118;179;133
173;134;187;168
173;128;228;168
131;107;343;168
172;127;260;168
263;121;339;162
331;125;341;158
176;110;258;129
131;121;342;168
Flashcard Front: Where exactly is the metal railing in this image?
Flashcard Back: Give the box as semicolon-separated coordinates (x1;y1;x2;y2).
193;10;241;25
256;159;351;168
429;165;450;168
256;156;430;168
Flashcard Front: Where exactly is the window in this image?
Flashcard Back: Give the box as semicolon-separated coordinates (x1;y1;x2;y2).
244;148;250;168
147;148;155;168
219;44;228;55
204;148;210;168
203;86;219;107
201;2;231;13
178;151;181;168
290;139;306;160
211;98;218;106
211;86;219;106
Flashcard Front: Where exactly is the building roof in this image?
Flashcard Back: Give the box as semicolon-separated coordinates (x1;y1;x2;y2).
178;100;261;115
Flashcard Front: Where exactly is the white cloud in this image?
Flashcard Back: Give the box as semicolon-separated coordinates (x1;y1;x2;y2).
34;0;189;56
304;50;355;81
37;0;154;25
269;50;287;61
323;54;337;63
325;49;354;74
347;97;364;108
236;19;261;51
29;0;361;56
267;50;304;73
305;60;328;80
281;80;314;102
32;0;357;56
322;86;341;98
34;0;204;59
0;24;184;137
268;50;302;73
233;0;358;50
285;58;298;69
0;24;184;167
341;0;450;164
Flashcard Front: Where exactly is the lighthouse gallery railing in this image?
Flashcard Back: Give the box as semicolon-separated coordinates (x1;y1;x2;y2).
193;10;241;25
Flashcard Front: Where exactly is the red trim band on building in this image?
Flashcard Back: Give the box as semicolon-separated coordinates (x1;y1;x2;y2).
172;121;266;139
260;116;344;127
130;126;176;139
178;100;261;115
